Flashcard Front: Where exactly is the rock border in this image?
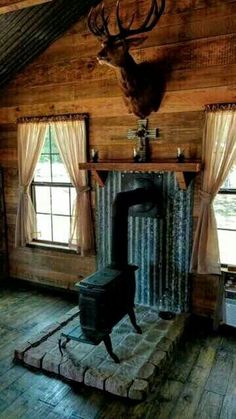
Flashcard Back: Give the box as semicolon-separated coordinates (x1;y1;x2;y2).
14;306;189;401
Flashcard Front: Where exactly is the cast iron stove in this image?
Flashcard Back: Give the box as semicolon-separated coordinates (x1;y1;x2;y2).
59;184;161;363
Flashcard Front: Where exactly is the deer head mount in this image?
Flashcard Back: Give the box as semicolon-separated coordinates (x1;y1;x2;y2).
88;0;166;118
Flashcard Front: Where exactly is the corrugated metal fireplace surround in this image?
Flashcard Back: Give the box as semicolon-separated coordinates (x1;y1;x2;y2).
96;172;194;312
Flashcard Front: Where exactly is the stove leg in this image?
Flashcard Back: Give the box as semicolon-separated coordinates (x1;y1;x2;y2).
58;336;70;356
103;335;120;363
128;308;142;334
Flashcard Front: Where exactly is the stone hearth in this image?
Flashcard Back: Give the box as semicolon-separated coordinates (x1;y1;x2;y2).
14;306;189;401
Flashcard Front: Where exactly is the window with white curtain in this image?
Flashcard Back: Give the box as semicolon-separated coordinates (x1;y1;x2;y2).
214;165;236;265
32;126;75;246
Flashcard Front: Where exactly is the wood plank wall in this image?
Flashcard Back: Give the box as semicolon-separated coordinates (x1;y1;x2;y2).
0;0;235;304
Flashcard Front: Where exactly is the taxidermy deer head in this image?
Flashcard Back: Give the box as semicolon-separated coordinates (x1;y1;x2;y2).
88;0;166;118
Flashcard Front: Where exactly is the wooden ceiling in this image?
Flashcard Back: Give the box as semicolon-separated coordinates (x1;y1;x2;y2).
0;0;53;13
0;0;100;87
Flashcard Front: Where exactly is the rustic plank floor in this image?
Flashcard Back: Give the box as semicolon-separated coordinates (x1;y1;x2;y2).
0;285;235;419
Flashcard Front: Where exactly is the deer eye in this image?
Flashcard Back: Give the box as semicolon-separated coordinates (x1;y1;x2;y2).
114;41;123;47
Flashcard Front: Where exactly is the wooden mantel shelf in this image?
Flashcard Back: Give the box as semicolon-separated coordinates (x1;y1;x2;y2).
79;161;202;190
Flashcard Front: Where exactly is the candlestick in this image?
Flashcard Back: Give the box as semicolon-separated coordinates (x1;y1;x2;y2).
177;147;185;162
91;149;98;162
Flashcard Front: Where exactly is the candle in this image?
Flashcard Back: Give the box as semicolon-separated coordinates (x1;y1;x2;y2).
177;147;185;162
91;148;98;162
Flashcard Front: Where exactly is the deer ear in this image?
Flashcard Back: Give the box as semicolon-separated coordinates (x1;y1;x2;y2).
126;36;147;47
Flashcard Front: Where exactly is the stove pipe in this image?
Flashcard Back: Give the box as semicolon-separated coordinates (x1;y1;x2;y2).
111;187;158;268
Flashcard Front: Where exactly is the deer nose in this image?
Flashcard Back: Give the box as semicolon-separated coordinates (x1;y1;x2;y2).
98;48;108;59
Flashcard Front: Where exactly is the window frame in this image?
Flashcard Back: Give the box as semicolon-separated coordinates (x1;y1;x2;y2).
31;126;75;248
217;189;236;232
215;170;236;267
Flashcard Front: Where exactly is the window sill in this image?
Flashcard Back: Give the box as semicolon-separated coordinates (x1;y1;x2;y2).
27;241;78;254
221;265;236;273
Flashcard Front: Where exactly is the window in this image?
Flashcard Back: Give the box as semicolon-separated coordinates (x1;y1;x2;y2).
214;165;236;265
32;127;76;246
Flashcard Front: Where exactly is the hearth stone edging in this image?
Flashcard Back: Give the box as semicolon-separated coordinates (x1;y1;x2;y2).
14;306;80;361
14;306;189;401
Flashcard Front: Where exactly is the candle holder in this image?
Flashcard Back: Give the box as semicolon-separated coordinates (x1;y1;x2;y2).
133;148;141;162
91;149;98;163
177;147;185;163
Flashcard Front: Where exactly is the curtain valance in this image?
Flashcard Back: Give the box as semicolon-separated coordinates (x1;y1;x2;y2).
205;103;236;112
17;113;88;124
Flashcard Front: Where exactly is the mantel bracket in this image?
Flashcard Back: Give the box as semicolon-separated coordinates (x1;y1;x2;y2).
91;170;108;187
175;172;197;190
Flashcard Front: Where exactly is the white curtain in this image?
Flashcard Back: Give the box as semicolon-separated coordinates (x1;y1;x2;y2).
53;119;94;254
191;105;236;274
15;122;47;247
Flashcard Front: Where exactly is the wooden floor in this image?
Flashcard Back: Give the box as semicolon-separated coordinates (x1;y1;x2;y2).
0;285;235;419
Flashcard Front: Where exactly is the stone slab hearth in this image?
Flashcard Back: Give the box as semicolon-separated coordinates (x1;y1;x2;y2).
14;306;189;401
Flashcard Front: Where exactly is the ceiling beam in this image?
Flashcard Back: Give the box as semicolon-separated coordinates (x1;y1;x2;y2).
0;0;53;13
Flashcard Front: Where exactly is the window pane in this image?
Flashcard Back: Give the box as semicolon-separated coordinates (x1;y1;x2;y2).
50;132;58;153
214;195;236;230
51;155;70;183
35;186;51;213
36;214;52;241
218;230;236;265
34;154;51;182
221;165;236;190
52;215;70;243
51;187;70;215
41;130;50;154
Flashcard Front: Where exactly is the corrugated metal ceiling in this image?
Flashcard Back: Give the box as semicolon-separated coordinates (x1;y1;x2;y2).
0;0;101;88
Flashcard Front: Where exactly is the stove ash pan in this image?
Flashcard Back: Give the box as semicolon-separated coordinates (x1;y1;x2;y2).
78;264;139;341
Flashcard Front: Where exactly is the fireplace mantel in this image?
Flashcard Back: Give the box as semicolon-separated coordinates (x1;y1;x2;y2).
79;161;202;190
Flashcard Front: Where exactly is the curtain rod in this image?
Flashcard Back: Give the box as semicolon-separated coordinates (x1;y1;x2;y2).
17;113;89;123
205;103;236;112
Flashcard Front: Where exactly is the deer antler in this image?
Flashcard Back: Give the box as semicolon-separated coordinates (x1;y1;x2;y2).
88;0;165;41
116;0;165;39
88;2;112;39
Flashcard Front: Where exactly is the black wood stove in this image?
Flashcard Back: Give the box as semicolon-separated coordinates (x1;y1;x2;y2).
59;186;160;363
